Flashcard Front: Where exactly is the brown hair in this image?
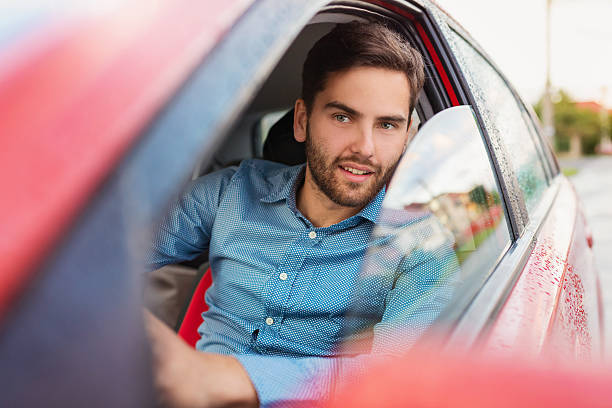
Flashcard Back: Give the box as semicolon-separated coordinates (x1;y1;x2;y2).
302;21;425;118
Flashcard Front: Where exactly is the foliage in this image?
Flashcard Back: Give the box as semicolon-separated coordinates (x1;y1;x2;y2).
468;185;487;206
534;90;608;154
561;167;578;177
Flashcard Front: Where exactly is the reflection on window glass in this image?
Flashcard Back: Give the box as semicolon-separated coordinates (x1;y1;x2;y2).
448;31;548;212
344;106;511;353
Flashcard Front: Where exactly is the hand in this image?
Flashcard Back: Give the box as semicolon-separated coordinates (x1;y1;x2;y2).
144;310;259;408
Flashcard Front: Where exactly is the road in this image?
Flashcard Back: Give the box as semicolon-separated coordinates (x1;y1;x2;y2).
560;156;612;356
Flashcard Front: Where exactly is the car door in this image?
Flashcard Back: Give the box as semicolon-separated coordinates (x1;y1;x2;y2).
334;0;602;358
433;8;604;357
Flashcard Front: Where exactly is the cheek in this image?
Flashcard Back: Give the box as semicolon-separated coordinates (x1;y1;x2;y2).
374;137;407;165
311;121;353;151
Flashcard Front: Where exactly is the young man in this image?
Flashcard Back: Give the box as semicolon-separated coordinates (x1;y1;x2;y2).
146;22;447;407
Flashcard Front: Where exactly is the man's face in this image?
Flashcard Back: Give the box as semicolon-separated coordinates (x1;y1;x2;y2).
295;67;412;208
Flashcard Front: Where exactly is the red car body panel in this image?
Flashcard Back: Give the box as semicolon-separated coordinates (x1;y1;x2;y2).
327;345;612;407
485;179;603;358
0;0;254;321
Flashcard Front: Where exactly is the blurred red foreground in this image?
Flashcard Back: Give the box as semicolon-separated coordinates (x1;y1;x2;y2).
329;344;612;407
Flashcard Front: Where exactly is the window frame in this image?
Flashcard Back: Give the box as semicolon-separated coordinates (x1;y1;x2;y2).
441;24;530;240
435;13;564;347
172;0;527;337
124;0;554;348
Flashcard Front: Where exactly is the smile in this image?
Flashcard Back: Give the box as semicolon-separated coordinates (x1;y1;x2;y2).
341;166;372;175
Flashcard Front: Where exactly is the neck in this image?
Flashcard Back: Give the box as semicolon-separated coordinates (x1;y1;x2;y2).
296;166;363;228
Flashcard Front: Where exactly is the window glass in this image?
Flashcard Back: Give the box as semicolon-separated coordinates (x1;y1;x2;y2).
343;106;511;352
447;31;549;212
521;105;559;178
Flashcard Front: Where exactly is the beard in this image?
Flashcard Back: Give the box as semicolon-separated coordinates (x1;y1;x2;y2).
304;124;401;208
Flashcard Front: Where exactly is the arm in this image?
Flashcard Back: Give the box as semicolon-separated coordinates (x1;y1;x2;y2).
371;241;459;353
145;311;258;408
146;314;345;408
146;257;457;408
146;166;238;270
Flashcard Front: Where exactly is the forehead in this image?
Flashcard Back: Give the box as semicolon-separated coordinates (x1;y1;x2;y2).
316;67;411;114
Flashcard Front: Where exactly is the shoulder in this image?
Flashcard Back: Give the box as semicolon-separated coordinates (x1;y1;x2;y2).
236;159;301;189
188;164;240;198
239;158;292;176
188;159;300;201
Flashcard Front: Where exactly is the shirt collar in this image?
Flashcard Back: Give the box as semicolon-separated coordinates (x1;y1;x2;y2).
260;163;386;225
358;186;385;224
260;164;305;204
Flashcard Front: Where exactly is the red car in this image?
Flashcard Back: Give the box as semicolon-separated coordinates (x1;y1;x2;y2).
1;0;605;406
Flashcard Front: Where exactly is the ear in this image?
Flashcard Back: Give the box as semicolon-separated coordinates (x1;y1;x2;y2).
293;99;308;143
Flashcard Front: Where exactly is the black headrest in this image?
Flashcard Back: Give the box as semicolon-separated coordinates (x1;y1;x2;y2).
263;109;306;166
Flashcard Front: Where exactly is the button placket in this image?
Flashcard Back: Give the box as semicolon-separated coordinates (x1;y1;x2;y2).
263;236;300;310
273;232;318;321
263;235;309;331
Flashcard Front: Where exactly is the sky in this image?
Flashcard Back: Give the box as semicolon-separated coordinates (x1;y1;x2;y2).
434;0;612;108
2;0;611;107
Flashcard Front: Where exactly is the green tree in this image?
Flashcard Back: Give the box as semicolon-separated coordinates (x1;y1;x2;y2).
469;185;487;206
534;90;605;154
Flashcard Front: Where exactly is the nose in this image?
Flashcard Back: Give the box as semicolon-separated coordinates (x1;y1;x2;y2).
350;124;375;158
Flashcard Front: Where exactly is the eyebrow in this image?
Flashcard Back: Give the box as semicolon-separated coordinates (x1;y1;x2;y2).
324;101;360;117
324;100;407;124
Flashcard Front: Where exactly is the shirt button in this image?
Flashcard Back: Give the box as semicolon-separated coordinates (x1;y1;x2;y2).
265;317;274;325
279;272;288;281
308;231;317;239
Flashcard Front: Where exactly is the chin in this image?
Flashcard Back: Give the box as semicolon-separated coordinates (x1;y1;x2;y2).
332;187;378;208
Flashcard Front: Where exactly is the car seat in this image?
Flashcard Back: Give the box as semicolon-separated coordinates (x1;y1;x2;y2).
262;108;305;165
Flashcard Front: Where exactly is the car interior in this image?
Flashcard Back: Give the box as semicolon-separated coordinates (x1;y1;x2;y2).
198;12;434;176
145;8;447;332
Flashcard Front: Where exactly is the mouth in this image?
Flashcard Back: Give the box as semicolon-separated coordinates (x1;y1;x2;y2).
338;164;375;182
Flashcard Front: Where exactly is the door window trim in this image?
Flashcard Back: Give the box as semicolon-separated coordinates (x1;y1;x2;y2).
441;23;530;241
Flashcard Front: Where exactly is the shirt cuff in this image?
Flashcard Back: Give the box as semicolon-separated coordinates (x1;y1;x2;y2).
235;354;333;407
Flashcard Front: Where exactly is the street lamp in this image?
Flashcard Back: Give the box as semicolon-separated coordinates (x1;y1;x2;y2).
542;0;555;149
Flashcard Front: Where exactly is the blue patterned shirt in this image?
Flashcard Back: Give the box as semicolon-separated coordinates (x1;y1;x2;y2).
148;159;457;406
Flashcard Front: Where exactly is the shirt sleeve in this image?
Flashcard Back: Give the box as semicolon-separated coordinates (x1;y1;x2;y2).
236;353;379;407
145;166;238;270
370;238;459;352
236;348;409;407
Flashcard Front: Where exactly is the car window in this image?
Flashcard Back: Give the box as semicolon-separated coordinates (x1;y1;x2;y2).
447;30;549;213
343;106;511;352
521;103;559;178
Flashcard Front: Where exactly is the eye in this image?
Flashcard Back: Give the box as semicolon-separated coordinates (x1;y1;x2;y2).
334;114;350;123
380;122;396;130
